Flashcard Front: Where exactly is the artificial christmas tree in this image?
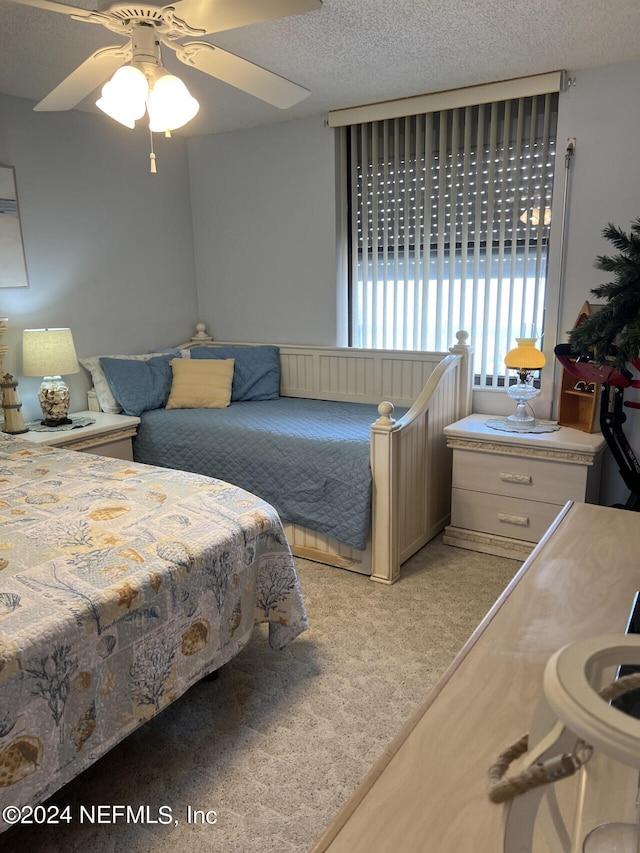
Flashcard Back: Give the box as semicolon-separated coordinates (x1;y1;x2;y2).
569;217;640;369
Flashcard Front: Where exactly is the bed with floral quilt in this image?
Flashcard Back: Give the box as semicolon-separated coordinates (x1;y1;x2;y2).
0;433;308;832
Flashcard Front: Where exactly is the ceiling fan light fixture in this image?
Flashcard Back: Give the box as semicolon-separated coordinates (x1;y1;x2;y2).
147;72;200;134
96;65;148;128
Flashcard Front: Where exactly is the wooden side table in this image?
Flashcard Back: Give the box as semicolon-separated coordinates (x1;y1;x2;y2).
22;410;140;460
442;413;607;559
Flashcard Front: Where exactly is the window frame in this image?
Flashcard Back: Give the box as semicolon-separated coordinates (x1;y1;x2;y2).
338;89;560;392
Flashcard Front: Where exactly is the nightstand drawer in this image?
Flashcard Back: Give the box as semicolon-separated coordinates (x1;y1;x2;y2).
71;436;134;461
452;449;587;503
451;488;564;543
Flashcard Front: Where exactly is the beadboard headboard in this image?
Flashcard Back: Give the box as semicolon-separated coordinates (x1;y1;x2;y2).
87;327;472;413
177;327;472;408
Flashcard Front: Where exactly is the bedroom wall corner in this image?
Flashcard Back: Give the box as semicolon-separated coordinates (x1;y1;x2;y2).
187;115;339;345
0;92;199;421
543;58;640;507
473;58;640;507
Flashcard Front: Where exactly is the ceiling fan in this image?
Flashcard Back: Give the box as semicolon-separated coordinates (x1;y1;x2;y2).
5;0;323;118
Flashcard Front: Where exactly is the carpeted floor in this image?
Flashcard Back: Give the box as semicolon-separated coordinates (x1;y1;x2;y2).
4;536;520;853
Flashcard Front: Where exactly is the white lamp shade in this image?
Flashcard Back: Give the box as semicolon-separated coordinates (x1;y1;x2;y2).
147;73;200;133
23;328;80;377
96;65;149;128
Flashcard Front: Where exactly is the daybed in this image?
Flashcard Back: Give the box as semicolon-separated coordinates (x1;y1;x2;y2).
85;326;473;585
0;434;307;832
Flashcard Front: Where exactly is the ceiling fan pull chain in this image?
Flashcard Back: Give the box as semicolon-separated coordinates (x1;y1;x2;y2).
149;129;157;174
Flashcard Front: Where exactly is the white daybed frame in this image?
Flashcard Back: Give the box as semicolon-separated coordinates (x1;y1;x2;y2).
174;325;474;585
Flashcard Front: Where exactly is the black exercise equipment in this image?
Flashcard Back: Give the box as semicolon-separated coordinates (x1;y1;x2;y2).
555;343;640;511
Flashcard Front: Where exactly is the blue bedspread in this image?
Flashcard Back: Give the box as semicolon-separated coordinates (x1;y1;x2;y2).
134;398;406;551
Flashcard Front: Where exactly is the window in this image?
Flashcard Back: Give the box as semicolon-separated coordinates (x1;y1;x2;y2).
343;92;558;386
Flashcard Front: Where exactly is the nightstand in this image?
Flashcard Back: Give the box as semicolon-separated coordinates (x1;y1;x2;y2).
443;413;607;559
22;410;140;460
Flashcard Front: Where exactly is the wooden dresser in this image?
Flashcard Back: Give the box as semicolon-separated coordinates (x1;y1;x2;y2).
311;502;640;853
443;414;606;559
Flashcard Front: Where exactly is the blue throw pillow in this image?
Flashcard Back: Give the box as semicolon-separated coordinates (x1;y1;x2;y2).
99;353;175;416
190;345;280;401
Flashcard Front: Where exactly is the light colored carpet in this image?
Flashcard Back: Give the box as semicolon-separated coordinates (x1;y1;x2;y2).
4;536;520;853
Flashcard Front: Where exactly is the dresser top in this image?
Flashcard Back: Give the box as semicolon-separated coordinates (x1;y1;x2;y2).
444;413;607;455
313;501;639;852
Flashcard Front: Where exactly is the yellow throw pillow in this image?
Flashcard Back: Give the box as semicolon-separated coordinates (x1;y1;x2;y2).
166;358;234;409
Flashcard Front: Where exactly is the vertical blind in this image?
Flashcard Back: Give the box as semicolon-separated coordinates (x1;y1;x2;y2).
345;92;559;386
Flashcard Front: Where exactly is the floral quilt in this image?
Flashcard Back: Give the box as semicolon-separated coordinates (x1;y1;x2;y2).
0;435;308;828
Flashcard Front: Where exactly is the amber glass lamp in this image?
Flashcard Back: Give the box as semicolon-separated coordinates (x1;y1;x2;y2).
504;338;546;424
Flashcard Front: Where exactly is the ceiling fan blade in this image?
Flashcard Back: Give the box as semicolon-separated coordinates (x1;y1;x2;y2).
3;0;97;19
34;46;129;111
176;41;310;108
169;0;322;36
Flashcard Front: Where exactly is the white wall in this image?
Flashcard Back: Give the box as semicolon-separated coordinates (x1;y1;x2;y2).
188;115;339;344
552;61;640;338
547;59;640;506
0;93;198;420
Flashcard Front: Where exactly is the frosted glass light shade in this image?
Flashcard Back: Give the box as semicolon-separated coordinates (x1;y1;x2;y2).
96;65;148;128
95;63;199;136
23;328;79;377
147;73;200;133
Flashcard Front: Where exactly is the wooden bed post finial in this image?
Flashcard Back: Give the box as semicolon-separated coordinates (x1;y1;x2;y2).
191;323;213;342
449;330;473;418
376;401;395;426
452;330;469;349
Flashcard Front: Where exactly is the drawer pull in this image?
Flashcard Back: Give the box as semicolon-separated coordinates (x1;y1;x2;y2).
499;472;532;485
498;512;530;527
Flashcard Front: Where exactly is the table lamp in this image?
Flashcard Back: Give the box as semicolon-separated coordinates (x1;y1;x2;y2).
22;328;80;426
504;337;546;424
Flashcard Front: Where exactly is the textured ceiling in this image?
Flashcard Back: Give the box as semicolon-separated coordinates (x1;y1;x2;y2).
0;0;639;137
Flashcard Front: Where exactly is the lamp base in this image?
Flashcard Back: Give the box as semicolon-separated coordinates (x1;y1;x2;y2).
40;416;73;428
506;379;540;423
38;376;71;427
506;408;536;424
